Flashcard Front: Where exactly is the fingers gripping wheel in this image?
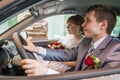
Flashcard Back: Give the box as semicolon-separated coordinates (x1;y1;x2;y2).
12;32;30;59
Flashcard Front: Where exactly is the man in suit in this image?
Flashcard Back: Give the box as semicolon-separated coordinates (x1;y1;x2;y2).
21;5;120;76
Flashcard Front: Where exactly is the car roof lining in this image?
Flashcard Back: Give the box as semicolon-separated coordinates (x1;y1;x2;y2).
37;0;120;16
1;0;120;23
0;0;15;9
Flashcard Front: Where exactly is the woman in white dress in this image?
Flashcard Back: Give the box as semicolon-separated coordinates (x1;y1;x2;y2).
62;14;84;49
42;14;84;73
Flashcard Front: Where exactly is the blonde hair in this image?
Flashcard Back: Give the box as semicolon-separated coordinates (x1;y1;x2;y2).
67;14;84;36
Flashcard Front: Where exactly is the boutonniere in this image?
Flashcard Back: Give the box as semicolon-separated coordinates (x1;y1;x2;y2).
85;55;100;69
48;40;65;49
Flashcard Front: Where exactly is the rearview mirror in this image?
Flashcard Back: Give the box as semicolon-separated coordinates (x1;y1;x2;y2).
20;31;28;39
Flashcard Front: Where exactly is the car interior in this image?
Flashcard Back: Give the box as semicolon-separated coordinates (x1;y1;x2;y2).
0;0;120;80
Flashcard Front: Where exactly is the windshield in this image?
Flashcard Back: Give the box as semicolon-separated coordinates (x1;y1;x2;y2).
0;10;31;35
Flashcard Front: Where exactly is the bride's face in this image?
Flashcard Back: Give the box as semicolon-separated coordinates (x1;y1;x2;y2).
67;22;79;35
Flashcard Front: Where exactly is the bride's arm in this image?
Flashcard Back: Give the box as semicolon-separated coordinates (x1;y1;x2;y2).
62;61;76;68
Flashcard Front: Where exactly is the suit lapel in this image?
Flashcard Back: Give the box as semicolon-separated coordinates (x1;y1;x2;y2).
93;35;112;67
75;38;91;71
83;36;112;70
93;35;112;56
80;45;90;70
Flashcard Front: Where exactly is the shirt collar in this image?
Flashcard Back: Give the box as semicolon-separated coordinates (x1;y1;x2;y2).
92;35;107;49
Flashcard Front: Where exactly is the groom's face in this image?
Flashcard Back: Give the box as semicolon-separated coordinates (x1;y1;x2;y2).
82;11;103;39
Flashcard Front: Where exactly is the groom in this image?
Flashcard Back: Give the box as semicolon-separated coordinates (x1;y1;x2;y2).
21;5;120;76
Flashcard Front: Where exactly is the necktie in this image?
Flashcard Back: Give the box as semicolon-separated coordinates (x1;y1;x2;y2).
88;43;95;55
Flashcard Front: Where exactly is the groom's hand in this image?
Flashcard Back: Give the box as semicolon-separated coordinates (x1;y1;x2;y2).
21;59;48;76
23;39;39;53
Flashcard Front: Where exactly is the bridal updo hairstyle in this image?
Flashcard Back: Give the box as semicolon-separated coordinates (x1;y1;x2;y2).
67;14;84;36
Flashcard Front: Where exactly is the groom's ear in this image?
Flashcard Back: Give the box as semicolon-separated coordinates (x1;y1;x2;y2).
100;20;108;30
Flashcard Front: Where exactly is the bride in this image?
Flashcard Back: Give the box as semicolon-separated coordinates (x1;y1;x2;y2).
43;14;84;73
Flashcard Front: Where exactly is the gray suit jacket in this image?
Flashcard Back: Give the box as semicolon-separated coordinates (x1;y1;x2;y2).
43;35;120;71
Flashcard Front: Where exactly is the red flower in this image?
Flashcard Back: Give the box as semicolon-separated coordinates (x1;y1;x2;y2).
48;40;65;49
85;56;94;67
84;55;100;69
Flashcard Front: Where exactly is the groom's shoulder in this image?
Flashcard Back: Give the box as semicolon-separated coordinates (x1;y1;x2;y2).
111;36;120;43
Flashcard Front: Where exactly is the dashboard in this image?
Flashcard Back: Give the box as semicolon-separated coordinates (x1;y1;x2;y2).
0;39;25;75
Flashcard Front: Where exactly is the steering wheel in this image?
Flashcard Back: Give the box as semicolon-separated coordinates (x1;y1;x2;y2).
12;32;35;59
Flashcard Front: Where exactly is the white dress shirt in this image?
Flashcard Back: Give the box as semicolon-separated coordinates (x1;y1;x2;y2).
92;35;107;49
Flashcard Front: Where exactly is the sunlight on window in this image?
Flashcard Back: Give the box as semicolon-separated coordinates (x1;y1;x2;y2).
0;10;31;34
111;16;120;37
47;14;72;40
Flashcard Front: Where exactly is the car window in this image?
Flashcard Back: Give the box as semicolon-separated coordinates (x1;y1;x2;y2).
0;10;31;35
111;16;120;37
1;13;119;39
23;14;120;41
23;14;73;41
